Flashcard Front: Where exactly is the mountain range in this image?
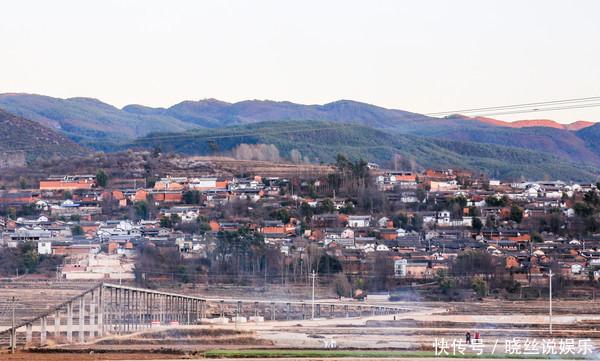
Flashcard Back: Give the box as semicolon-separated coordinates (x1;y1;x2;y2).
1;93;599;179
133;119;600;181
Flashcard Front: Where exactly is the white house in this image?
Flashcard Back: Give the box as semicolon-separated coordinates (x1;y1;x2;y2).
348;215;371;228
37;241;52;255
394;259;407;277
189;177;218;189
436;211;451;226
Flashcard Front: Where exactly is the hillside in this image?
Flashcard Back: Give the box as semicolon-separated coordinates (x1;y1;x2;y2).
126;98;430;128
474;116;594;130
576;123;600;155
396;115;600;164
128;120;600;181
0;109;87;166
0;93;198;142
2;93;598;166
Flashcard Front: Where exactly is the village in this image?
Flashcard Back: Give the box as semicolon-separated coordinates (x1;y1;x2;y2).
2;158;600;299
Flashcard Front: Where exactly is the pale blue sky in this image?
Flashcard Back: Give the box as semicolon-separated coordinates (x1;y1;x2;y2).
1;0;599;123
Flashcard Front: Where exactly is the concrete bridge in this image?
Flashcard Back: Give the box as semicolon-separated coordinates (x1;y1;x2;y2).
1;282;405;351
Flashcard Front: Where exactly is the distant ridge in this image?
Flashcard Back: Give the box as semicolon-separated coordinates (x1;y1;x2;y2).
0;92;598;166
129;119;600;181
473;116;594;130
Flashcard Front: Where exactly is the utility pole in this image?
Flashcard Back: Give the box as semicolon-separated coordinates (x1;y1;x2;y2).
548;270;554;334
311;270;317;320
11;296;15;354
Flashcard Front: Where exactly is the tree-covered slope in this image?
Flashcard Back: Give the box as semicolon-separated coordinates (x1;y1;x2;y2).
130;120;600;181
0;94;197;142
0;109;88;164
2;93;597;167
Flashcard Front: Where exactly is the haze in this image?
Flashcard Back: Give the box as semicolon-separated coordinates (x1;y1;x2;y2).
1;0;599;123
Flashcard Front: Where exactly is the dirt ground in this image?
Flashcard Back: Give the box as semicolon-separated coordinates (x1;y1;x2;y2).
3;282;600;359
0;354;569;361
0;351;190;360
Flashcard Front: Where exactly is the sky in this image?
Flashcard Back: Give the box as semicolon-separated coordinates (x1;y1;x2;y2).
1;0;599;123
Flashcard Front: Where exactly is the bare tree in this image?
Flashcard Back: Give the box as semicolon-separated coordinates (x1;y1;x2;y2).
290;149;302;163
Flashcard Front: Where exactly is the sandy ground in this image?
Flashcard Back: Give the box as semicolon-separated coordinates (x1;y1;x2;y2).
0;352;189;360
0;355;575;361
3;282;600;359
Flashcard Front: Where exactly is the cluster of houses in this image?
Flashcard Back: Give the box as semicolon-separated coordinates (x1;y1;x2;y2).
1;170;600;286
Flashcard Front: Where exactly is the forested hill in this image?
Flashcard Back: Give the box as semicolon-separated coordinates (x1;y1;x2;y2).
128;120;600;181
0;109;87;165
1;93;597;166
0;93;197;143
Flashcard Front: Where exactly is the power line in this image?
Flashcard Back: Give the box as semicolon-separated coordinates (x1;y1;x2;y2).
425;96;600;117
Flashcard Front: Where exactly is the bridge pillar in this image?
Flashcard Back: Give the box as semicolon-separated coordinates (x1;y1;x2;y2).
197;299;201;323
67;301;73;342
175;297;179;323
220;300;225;317
344;305;349;317
237;301;242;317
358;305;362;317
254;302;259;317
160;295;164;324
125;288;129;332
135;291;139;331
98;286;104;336
90;290;96;338
125;289;129;332
147;293;152;328
26;322;32;344
151;293;155;327
186;298;191;325
155;294;160;324
134;291;138;330
191;299;196;324
330;304;334;319
190;299;194;324
79;296;85;342
167;295;172;323
40;316;47;345
172;295;175;323
54;309;61;341
174;296;178;323
201;300;206;319
138;291;143;330
270;302;275;320
179;297;184;324
107;287;113;334
286;303;291;321
141;292;146;329
301;303;306;320
165;295;169;323
119;288;124;334
316;304;321;318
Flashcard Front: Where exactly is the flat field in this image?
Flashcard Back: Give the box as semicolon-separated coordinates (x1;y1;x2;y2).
1;281;600;360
